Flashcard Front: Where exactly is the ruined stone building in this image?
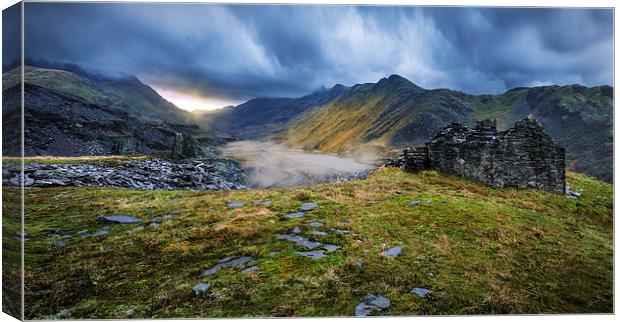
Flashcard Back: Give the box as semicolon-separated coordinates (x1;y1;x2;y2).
398;116;566;193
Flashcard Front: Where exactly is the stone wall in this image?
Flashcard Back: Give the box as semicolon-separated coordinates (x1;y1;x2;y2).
399;117;566;193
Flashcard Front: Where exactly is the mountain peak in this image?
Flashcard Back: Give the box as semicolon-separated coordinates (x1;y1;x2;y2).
387;74;408;82
375;74;422;90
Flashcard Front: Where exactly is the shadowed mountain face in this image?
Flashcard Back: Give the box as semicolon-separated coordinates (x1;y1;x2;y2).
202;74;613;182
2;66;218;156
3;65;195;124
195;84;349;139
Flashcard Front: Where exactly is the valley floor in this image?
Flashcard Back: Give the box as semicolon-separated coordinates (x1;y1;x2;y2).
220;140;373;188
17;168;613;318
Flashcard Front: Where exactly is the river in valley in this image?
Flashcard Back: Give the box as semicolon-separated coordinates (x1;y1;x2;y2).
220;141;376;188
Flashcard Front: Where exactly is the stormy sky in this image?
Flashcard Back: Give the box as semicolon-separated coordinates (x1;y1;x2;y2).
11;3;616;110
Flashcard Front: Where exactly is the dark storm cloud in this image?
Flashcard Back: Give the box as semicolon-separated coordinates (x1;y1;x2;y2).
3;2;21;72
23;3;613;103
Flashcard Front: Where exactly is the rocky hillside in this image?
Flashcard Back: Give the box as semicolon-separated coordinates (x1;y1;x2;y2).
203;75;613;181
2;66;220;156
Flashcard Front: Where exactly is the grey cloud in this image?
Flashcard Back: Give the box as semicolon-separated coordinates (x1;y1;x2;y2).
21;3;613;103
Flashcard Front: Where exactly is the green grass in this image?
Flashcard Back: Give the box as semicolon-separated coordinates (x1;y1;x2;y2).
2;186;23;319
4;154;163;166
3;66;110;103
21;168;612;318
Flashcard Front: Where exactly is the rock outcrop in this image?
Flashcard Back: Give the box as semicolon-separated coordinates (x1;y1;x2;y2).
391;117;566;193
171;133;202;159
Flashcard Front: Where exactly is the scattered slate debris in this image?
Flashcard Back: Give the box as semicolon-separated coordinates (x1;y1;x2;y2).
218;256;234;263
291;227;301;234
149;223;160;228
51;233;72;239
91;230;109;237
299;202;318;211
275;234;306;242
269;251;281;255
52;241;67;248
410;288;432;297
307;221;323;227
99;215;142;224
355;295;391;316
330;228;349;234
163;211;180;220
355;261;363;267
296;240;322;249
310;230;327;236
409;201;420;206
77;230;89;237
276;233;323;249
241;265;260;273
201;256;254;276
295;250;326;259
252;200;272;206
565;186;582;200
13;233;31;241
323;244;340;252
227;201;246;208
426;199;433;204
192;283;211;296
284;212;305;219
379;246;402;258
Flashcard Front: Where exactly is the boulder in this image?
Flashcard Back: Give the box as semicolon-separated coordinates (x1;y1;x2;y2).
355;295;391;316
410;287;432;297
299;202;319;211
284;212;305;219
379;246;402;258
192;283;211;296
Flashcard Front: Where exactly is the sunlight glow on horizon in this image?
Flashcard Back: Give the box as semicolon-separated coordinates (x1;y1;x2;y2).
154;87;238;111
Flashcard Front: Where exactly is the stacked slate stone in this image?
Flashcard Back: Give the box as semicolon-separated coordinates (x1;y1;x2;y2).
403;146;429;172
391;116;566;193
426;116;565;193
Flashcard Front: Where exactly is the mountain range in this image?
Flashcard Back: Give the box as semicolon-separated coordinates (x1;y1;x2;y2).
2;65;612;182
200;74;613;182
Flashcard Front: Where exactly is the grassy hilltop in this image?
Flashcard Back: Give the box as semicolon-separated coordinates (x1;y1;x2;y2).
20;166;612;318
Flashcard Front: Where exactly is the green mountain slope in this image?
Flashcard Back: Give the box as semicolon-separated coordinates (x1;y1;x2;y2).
279;75;475;152
195;84;348;139
270;76;612;182
20;167;612;317
4;65;195;125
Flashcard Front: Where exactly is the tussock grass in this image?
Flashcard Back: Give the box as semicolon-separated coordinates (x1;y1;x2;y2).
4;154;163;165
19;168;612;318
